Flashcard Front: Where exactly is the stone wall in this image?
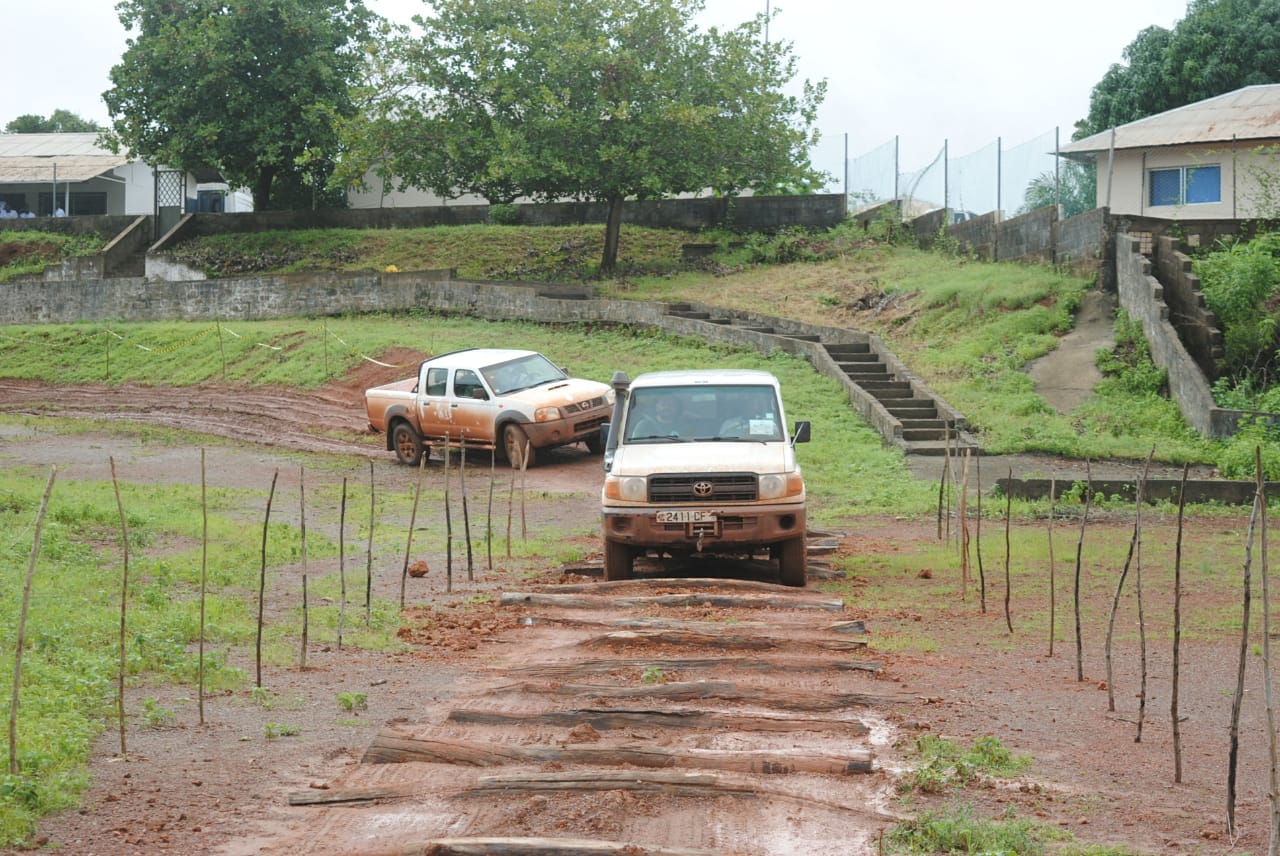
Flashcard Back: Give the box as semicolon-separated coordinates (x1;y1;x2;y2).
1055;207;1112;289
1151;235;1224;381
1115;233;1243;438
153;194;849;250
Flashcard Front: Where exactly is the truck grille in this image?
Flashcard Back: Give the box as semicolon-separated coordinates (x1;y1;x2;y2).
649;473;758;503
564;396;607;414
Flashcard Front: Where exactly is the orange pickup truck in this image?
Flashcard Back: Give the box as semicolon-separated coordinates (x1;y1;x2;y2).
365;348;614;467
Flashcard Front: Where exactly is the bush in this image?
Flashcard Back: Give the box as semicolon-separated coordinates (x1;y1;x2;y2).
488;203;521;225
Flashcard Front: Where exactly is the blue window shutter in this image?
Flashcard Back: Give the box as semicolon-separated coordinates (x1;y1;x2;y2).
1185;165;1221;203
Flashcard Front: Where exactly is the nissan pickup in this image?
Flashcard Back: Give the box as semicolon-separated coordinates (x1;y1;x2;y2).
600;368;810;586
365;348;613;467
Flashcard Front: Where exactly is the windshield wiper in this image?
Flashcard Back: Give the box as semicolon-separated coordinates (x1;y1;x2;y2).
629;434;689;442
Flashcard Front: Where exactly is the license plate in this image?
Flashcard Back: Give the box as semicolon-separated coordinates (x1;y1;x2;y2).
656;510;717;524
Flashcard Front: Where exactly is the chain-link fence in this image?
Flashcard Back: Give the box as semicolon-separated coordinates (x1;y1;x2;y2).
846;128;1064;222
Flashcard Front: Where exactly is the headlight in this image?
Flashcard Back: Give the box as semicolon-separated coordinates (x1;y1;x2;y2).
604;389;616;405
604;475;647;501
759;472;805;500
534;406;562;422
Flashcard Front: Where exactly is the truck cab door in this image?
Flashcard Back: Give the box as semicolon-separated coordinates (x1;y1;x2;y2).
450;368;500;446
417;366;452;440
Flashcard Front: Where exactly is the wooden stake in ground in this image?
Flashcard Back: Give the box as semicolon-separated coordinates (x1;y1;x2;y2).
1172;463;1188;783
366;460;374;625
506;454;516;559
338;476;347;651
401;455;426;609
1257;448;1279;851
1003;466;1013;634
109;457;130;757
976;451;986;614
299;465;308;670
936;426;949;541
487;448;495;572
11;466;55;775
256;469;279;690
1047;475;1056;657
1074;460;1093;683
444;439;454;593
1228;455;1262;837
201;452;211;717
521;440;531;540
461;435;474;581
958;450;970;601
1105;450;1153;714
1135;457;1151;743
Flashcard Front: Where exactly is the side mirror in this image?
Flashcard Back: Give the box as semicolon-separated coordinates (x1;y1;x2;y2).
791;420;811;444
470;388;489;400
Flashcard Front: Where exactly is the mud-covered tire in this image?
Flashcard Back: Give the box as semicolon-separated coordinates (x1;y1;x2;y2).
503;424;536;468
391;422;424;467
603;540;633;581
585;431;606;455
775;536;807;587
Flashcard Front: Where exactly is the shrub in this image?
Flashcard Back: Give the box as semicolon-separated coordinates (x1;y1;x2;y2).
488;203;521;225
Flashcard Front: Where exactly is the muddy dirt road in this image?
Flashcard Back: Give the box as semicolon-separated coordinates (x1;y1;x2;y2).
1;377;1276;855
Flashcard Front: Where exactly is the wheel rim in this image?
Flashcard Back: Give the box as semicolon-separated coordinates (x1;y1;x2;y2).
395;428;418;461
505;426;526;464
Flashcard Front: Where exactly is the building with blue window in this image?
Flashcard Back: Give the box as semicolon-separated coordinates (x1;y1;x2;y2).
1060;85;1280;220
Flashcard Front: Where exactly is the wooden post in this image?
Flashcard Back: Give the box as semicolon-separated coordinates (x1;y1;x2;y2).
1105;450;1153;713
1003;467;1013;634
10;466;55;775
958;450;970;601
507;455;516;559
1047;475;1055;657
110;457;130;757
1074;461;1092;683
1172;463;1188;783
975;451;985;614
461;435;473;581
521;440;531;540
1258;447;1279;851
256;470;279;690
338;477;347;651
487;448;495;572
299;465;308;670
1228;457;1261;837
401;455;426;609
200;452;210;717
1135;456;1151;743
444;438;453;593
366;461;374;626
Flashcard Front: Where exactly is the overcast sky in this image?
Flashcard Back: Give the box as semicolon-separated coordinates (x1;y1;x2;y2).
4;0;1191;191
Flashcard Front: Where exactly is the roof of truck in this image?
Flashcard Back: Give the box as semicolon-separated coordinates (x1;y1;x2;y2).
422;348;538;370
628;369;780;388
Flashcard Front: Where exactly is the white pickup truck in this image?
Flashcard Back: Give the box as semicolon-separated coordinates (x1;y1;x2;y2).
600;368;810;586
365;348;614;467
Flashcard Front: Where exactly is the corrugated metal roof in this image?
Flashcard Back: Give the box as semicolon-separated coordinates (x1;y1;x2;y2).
0;132;129;183
1062;84;1280;156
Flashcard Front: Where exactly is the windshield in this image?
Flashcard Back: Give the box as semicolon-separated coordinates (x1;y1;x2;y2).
481;353;568;396
624;384;783;442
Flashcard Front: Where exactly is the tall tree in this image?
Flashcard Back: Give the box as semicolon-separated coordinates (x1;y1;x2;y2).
104;0;374;210
340;0;825;273
1077;0;1280;139
5;110;102;133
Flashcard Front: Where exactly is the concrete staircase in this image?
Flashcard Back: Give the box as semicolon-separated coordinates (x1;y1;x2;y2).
663;302;978;457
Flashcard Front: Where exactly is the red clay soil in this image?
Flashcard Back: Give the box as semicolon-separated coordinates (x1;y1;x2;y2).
0;376;1275;855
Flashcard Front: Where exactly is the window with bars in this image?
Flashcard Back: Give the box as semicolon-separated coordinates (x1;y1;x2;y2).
1149;165;1220;207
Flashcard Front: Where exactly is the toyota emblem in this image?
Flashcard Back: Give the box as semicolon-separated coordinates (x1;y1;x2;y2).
692;480;714;497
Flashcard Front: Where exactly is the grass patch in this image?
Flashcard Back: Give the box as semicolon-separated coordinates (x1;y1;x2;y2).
889;802;1066;855
0;230;106;283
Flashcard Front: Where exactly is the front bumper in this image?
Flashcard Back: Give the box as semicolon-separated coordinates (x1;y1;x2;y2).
602;501;806;551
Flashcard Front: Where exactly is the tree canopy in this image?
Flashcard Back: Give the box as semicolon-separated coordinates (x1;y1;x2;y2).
4;110;101;133
338;0;825;272
1019;162;1095;219
1077;0;1280;138
104;0;375;210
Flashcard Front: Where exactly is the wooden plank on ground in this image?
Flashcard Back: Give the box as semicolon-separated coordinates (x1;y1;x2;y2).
363;836;723;855
444;707;870;735
513;656;882;678
361;731;873;774
495;679;907;710
499;592;844;612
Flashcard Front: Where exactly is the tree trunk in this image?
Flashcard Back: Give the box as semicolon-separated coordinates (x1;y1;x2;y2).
253;168;275;211
601;193;624;273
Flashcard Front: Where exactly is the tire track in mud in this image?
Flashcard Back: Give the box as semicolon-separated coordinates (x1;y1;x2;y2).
260;575;904;856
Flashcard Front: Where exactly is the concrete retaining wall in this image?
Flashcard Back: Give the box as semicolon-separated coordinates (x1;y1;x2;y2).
1115;233;1250;438
151;194;848;251
1151;235;1224;381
